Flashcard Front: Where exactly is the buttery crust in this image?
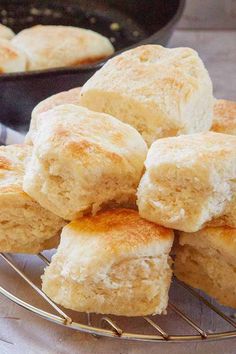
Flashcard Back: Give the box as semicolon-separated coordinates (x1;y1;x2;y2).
42;209;174;316
68;208;173;252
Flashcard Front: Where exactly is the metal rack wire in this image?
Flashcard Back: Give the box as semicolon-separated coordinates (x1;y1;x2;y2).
0;252;236;343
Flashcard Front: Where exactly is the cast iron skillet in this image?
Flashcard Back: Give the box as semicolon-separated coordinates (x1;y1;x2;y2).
0;0;185;132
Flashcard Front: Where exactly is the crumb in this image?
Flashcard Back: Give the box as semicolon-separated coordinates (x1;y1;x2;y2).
7;18;14;25
133;31;140;37
30;8;41;15
1;9;7;16
89;17;96;24
110;22;120;31
53;12;62;18
44;9;52;16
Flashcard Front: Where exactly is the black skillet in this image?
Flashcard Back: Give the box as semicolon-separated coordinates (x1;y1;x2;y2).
0;0;185;132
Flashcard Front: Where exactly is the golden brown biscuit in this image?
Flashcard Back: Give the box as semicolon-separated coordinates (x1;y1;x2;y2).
80;45;213;146
137;132;236;232
23;104;147;220
12;25;114;70
42;209;174;316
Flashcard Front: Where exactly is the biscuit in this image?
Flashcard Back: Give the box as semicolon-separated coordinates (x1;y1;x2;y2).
137;132;236;232
80;45;213;146
0;24;15;40
42;209;174;316
25;87;81;144
23;104;147;220
0;144;65;253
0;39;27;73
12;25;114;70
211;99;236;135
175;227;236;308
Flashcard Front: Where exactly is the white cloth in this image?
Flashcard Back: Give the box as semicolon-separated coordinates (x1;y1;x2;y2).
0;123;25;145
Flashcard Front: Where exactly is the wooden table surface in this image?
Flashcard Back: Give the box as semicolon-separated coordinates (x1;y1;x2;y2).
1;2;236;353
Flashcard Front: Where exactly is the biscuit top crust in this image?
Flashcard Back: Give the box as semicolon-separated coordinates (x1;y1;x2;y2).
33;104;147;168
64;208;174;259
145;132;236;170
81;45;212;113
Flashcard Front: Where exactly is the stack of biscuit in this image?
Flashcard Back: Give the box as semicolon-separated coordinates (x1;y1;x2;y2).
1;43;236;316
0;23;114;73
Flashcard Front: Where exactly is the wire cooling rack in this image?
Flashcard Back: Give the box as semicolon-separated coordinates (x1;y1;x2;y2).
0;252;236;343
